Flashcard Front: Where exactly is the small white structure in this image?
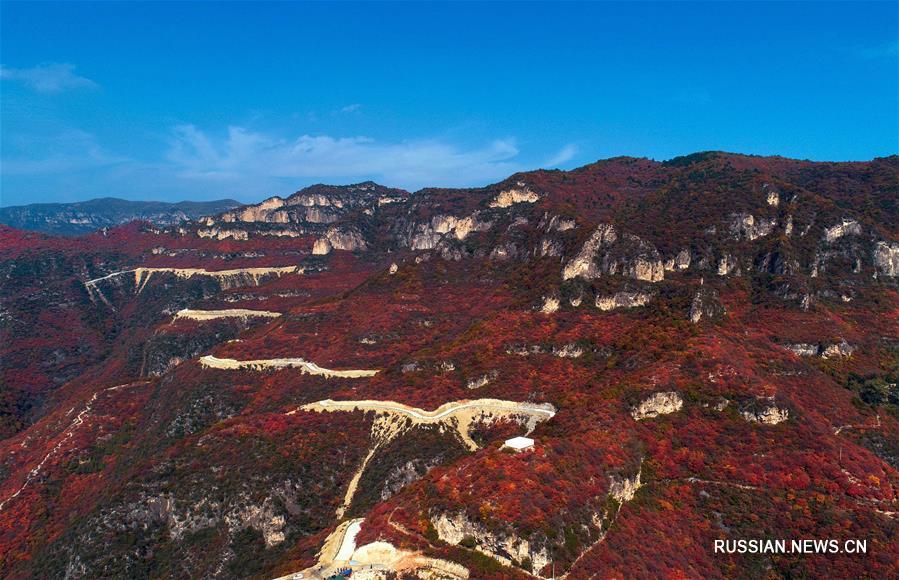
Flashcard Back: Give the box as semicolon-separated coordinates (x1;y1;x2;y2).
504;436;535;452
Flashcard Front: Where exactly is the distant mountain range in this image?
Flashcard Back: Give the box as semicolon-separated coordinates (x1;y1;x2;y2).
0;197;242;236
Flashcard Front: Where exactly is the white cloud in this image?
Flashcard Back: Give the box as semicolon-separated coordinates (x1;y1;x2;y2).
0;63;98;93
542;144;578;168
340;103;362;113
166;125;530;190
2;121;584;204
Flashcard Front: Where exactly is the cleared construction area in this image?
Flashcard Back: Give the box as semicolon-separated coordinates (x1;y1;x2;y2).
84;265;302;306
300;398;556;450
199;355;379;378
273;517;469;580
298;398;557;518
175;308;282;321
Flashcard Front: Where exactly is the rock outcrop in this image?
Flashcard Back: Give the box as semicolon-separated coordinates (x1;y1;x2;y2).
540;296;560;314
595;291;651;311
874;241;899;277
196;226;249;240
631;391;683;420
717;254;739;276
821;340;856;359
729;213;777;241
466;371;498;390
312;226;367;255
782;340;855;359
664;248;692;271
689;287;725;323
823;219;862;243
563;224;665;283
407;213;492;251
783;343;820;357
608;467;642;503
563;224;618;280
489;184;540;208
433;512;550;574
741;400;789;425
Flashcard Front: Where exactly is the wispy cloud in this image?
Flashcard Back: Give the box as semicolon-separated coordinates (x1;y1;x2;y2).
0;62;98;93
340;103;362;114
166;125;529;190
543;144;578;168
3;122;584;203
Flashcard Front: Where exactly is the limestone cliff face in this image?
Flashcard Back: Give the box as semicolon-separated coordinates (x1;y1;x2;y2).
539;295;561;314
664;248;692;271
783;340;855;359
197;227;249;241
631;391;683;420
536;237;563;258
595;291;651;311
741;399;789;425
541;213;576;232
783;343;820;357
302;206;340;224
717;254;739;276
823;219;862;243
729;213;777;241
432;512;550;574
821;340;856;359
689;287;725;323
874;241;899;277
220;196;287;223
563;224;665;283
488;184;540;208
608;468;642;503
563;224;618;280
406;213;492;250
312;227;367;255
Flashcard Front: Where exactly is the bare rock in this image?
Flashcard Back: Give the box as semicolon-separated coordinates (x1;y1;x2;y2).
631;391;683;420
824;219;862;243
489;184;540;208
596;291;651;311
874;241;899;277
689;287;725;323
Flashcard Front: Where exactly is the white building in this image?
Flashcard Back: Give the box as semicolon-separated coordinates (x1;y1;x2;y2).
504;436;535;452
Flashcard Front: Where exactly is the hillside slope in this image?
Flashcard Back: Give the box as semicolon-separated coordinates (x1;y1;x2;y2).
0;153;896;579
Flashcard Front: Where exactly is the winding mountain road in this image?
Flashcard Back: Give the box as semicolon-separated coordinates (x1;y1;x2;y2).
200;356;379;378
305;398;556;422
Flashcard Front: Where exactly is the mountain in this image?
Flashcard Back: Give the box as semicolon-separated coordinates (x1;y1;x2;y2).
0;153;897;579
0;197;242;236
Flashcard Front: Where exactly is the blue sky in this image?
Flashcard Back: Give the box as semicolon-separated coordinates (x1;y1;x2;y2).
1;1;896;206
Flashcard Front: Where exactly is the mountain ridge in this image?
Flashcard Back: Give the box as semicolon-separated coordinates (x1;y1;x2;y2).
0;151;896;579
0;197;242;236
